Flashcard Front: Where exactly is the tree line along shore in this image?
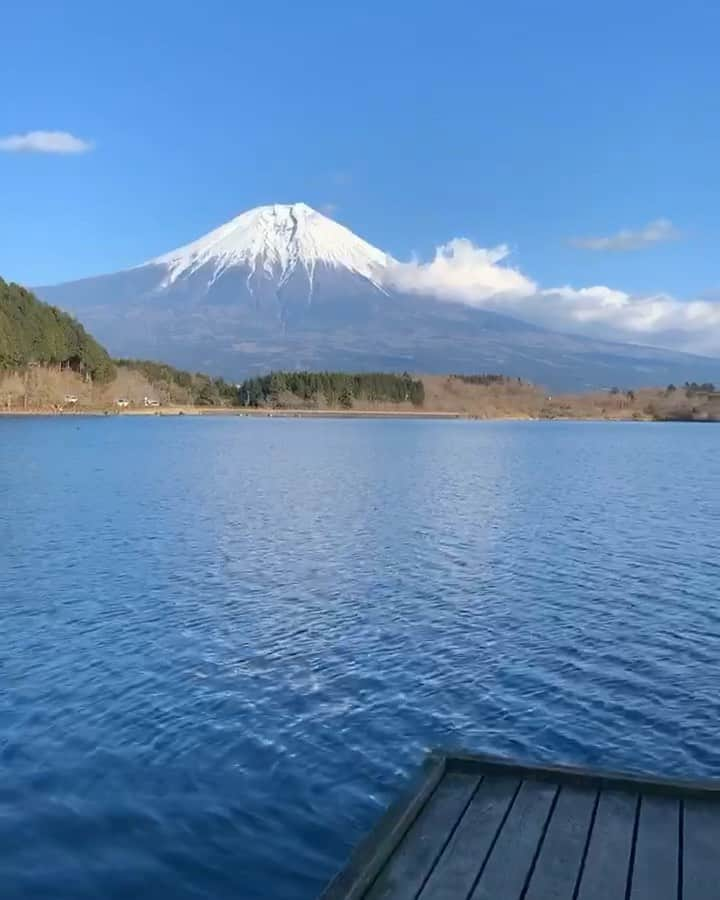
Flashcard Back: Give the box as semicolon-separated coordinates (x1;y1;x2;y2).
2;277;719;421
3;365;719;422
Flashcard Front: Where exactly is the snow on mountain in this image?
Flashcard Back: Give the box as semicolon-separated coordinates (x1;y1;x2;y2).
146;202;391;293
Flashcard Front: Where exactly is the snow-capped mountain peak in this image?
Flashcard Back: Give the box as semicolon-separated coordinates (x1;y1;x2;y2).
147;202;391;292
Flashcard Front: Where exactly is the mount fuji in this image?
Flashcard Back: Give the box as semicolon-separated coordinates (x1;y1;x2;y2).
37;203;720;389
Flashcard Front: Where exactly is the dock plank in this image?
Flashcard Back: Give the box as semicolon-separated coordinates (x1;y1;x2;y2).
418;774;519;900
683;798;720;900
523;785;597;900
364;772;479;900
468;778;557;900
629;794;679;900
320;752;720;900
575;789;637;900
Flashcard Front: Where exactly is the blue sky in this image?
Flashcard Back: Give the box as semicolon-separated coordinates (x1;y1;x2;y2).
2;0;719;309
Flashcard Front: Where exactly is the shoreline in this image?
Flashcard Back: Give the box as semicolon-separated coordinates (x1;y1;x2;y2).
0;406;495;420
0;405;687;422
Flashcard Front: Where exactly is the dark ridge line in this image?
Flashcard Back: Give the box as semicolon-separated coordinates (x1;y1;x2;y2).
519;783;562;899
624;794;643;900
413;774;485;899
465;778;524;900
571;788;601;900
287;204;300;246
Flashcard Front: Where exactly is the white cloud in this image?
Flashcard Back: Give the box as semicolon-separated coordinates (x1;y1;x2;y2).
570;218;679;251
536;286;720;353
320;202;339;217
0;130;93;154
387;239;536;304
383;237;720;355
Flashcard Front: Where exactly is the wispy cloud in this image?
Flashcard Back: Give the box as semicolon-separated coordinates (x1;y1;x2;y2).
384;238;720;354
569;218;679;251
320;202;339;217
0;130;94;154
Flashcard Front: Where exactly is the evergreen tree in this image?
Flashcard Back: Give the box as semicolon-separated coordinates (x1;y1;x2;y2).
0;278;115;382
236;371;425;408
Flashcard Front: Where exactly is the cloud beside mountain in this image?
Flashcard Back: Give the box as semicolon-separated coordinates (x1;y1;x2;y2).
386;240;536;304
385;236;720;355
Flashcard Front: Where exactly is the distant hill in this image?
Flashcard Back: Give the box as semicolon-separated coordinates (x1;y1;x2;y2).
37;202;720;391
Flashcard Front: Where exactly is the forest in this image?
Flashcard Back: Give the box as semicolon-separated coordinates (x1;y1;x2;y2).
237;371;425;408
0;278;115;382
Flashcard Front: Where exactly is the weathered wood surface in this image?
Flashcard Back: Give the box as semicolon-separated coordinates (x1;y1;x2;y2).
320;752;720;900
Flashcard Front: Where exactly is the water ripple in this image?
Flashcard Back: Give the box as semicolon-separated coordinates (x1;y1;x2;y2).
1;417;719;899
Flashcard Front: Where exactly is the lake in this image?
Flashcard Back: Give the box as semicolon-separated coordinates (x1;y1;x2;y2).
2;416;719;899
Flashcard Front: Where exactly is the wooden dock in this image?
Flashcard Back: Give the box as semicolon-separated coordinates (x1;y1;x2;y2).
321;751;720;900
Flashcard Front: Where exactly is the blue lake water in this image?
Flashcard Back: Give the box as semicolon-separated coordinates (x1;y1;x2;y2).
2;416;719;899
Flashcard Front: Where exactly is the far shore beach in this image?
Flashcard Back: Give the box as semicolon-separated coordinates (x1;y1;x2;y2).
0;405;679;422
0;405;482;420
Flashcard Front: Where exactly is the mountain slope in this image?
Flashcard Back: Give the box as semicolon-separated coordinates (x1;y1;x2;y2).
36;203;720;390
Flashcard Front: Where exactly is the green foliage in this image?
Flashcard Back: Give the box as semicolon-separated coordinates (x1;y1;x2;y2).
0;277;115;382
115;359;239;406
237;371;425;408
